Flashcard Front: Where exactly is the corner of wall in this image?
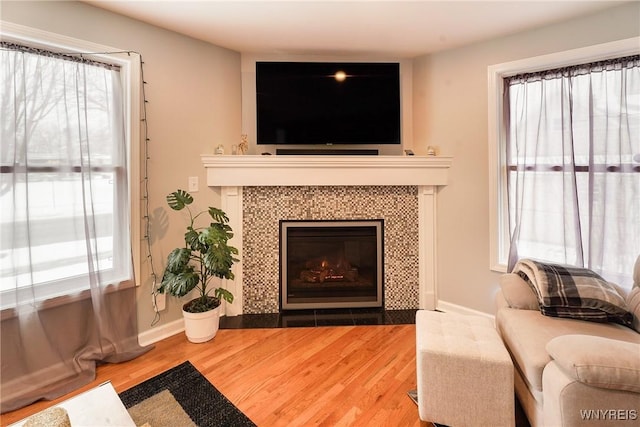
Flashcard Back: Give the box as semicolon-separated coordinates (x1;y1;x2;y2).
138;318;184;346
436;300;495;322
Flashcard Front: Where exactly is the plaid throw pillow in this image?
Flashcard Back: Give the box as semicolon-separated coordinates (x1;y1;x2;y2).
513;259;633;327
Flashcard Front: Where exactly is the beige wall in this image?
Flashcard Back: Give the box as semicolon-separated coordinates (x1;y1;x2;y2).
1;1;242;334
412;2;640;314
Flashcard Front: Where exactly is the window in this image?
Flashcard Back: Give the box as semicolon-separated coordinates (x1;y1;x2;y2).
488;38;640;289
0;23;141;308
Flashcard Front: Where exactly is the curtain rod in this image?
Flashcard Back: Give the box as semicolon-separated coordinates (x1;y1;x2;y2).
0;41;133;71
506;54;639;84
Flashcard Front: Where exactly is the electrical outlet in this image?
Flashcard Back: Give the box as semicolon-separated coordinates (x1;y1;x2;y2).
188;176;199;192
153;293;166;312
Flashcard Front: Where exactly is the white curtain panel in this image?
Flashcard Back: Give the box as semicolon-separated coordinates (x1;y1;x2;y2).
505;55;640;289
0;44;149;413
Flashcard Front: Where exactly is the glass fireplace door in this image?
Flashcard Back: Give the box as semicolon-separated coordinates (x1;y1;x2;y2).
280;220;383;310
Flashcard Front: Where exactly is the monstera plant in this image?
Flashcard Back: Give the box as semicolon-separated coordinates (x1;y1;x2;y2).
158;190;238;342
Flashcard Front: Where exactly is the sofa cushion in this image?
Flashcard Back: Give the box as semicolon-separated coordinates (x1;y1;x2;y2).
495;307;640;395
627;287;640;334
546;334;640;393
499;273;539;310
513;259;632;326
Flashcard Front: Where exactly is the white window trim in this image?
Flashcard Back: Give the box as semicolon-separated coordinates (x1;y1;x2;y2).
487;37;640;273
0;21;142;287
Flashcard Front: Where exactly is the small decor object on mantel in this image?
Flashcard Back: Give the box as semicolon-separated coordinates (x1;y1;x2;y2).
238;134;249;155
427;146;436;156
157;189;237;343
214;144;225;155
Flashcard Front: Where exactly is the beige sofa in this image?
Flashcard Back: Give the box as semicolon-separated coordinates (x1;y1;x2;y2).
495;258;640;427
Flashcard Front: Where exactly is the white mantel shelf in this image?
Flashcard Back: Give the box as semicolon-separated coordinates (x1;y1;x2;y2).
201;155;452;187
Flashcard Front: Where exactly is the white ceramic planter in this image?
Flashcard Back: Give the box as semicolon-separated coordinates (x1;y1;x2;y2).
182;304;222;343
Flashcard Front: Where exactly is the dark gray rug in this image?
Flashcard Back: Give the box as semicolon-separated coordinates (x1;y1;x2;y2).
119;361;256;427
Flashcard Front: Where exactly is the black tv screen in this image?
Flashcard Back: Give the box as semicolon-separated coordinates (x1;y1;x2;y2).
256;62;401;145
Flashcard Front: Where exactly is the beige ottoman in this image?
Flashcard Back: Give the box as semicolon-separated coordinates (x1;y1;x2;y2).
416;310;514;427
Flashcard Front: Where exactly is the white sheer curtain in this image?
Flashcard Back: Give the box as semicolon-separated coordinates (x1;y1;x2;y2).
505;55;640;290
0;43;149;413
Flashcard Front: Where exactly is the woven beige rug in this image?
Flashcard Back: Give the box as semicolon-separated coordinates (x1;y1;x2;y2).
127;389;195;427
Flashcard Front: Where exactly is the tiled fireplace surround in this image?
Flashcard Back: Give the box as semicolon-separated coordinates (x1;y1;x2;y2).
202;155;452;316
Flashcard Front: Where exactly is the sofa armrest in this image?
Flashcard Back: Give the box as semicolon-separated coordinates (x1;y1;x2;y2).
546;334;640;393
543;361;639;427
499;273;539;310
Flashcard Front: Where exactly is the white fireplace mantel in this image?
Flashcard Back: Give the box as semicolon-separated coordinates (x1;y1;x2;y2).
201;155;452;187
202;155;452;316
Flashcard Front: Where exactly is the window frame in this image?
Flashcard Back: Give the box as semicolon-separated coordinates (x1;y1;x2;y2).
0;21;142;299
487;37;640;273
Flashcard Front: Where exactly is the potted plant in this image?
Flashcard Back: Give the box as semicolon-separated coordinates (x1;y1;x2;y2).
158;189;238;343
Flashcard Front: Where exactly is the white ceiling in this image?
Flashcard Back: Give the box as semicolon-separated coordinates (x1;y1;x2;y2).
85;1;628;58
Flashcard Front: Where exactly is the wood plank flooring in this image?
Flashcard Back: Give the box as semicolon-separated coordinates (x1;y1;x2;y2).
2;324;433;427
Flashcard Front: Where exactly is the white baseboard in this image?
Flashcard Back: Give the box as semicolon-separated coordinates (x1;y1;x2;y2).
138;318;184;347
435;300;495;322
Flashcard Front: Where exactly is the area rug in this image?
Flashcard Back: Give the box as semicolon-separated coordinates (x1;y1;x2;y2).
119;361;256;427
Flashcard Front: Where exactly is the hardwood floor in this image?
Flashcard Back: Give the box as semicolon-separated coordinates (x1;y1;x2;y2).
2;324;433;427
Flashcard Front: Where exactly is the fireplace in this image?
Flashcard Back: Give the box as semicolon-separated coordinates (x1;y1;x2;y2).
202;155;452;316
280;220;384;310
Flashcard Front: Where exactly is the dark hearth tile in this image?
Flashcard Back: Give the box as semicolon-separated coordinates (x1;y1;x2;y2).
315;308;353;316
220;313;280;329
351;308;385;325
279;310;317;327
350;307;385;314
315;315;355;327
279;317;317;328
219;315;245;329
385;309;418;325
314;309;353;326
219;309;418;329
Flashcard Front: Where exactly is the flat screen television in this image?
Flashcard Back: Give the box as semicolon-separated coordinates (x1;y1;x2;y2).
256;62;401;146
